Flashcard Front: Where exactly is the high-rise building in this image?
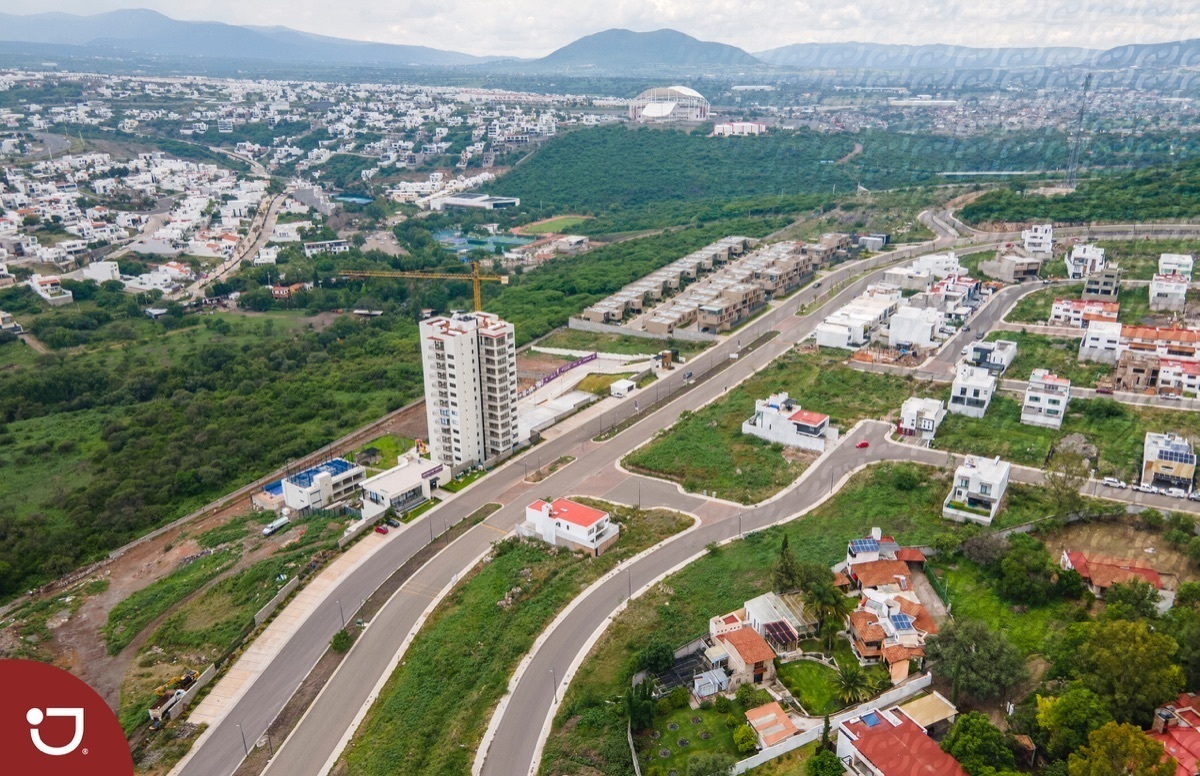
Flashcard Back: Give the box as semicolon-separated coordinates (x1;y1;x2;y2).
419;311;518;467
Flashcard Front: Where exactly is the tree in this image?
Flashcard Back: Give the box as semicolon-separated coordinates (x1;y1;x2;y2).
1072;619;1184;725
1066;722;1176;776
835;662;872;705
686;751;736;776
637;637;675;674
941;712;1016;775
1036;687;1113;761
625;680;656;731
805;750;844;776
1163;606;1200;689
1103;579;1161;621
926;619;1027;703
1178;581;1200;609
733;724;758;754
1188;536;1200;567
996;534;1057;604
771;536;803;592
330;629;353;652
807;581;854;648
1044;449;1089;515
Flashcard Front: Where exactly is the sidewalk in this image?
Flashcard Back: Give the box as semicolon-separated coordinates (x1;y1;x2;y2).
188;528;394;726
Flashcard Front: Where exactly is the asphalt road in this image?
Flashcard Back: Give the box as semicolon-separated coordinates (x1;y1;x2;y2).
178;220;1200;776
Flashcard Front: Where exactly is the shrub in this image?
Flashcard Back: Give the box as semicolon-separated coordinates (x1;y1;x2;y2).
733;724;758;754
699;699;713;711
669;686;690;710
714;695;731;713
330;629;353;653
656;698;674;717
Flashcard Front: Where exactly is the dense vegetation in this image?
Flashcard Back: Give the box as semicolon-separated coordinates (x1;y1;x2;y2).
961;158;1200;223
0;215;784;599
496;125;1197;219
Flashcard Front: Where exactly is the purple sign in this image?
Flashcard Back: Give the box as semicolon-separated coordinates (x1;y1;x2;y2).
422;464;444;479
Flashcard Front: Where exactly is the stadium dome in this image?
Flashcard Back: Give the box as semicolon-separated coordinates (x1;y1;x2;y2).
629;86;710;123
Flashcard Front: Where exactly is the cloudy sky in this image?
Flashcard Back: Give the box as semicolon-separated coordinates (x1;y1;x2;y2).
2;1;1198;56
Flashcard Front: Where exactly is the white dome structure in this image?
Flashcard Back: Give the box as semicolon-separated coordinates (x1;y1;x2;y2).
629;86;710;123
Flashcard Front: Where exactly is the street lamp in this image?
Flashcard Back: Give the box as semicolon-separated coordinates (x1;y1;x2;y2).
236;723;250;756
549;667;558;704
336;599;345;629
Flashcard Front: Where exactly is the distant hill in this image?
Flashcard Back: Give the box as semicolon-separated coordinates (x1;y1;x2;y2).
530;28;763;69
1095;38;1200;68
0;9;491;67
755;42;1097;70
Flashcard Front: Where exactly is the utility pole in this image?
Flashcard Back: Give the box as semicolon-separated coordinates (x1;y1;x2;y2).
336;599;345;629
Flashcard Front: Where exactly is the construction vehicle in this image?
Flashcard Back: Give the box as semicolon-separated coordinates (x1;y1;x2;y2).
338;261;508;312
148;669;199;727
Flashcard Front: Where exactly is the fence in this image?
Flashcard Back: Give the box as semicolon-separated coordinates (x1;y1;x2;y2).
926;570;951;606
730;673;933;774
567;316;717;343
253;576;300;627
518;353;599;399
627;722;643;776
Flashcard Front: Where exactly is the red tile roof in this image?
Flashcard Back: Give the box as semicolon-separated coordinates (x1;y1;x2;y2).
849;611;886;643
897;598;939;635
1148;725;1200;776
851;559;912;589
788;408;829;426
895;548;926;564
1066;550;1163;590
844;713;968;776
882;644;925;666
745;702;800;748
718;627;776;665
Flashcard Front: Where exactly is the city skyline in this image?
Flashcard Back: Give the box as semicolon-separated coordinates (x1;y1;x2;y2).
1;1;1198;58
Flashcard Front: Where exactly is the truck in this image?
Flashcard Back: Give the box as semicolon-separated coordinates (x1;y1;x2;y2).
262;515;290;536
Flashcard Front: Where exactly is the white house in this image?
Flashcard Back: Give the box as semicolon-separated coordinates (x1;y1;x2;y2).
303;239;350;257
742;392;838;453
253;245;280;265
27;274;73;306
1023;223;1053;256
1065;243;1106;279
1160;253;1194;280
888;306;945;350
948;364;996;419
82;260;120;283
1049;298;1119;328
911;252;967;278
359;452;445;520
520;497;620;556
1077;320;1123;363
1022;369;1070;429
897;397;947;440
1150;274;1188;312
967;339;1018;374
943;455;1011;524
281;458;366;512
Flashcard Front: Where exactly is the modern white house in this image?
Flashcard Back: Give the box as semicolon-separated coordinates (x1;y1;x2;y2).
742;392;838;453
1049;298;1119;328
27;274;73;305
1077;320;1124;362
82;260;121;283
0;310;22;334
253;245;280;265
967;339;1018;374
1065;243;1106;279
897;397;947;441
1160;253;1194;280
281;458;367;512
420;311;518;468
303;239;350;257
887;306;945;350
520;497;620;556
948;364;997;419
1022;369;1071;429
1023;223;1054;256
359;452;445;520
943;455;1011;525
1150;274;1188;312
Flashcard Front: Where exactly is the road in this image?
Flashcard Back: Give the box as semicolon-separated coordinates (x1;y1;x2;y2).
177;220;1200;776
178;190;287;301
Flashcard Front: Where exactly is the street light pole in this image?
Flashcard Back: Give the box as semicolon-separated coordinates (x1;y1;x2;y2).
738;512;743;538
337;599;345;629
236;723;249;756
549;668;558;704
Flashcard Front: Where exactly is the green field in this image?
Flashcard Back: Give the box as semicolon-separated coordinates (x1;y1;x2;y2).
625;350;934;503
522;215;594;234
1004;284;1155;326
534;328;709;356
539;463;1002;776
341;501;692;776
985;330;1112;387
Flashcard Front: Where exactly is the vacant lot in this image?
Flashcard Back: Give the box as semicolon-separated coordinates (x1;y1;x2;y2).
985;330;1112;387
1038;520;1198;585
535;327;709;356
520;215;594;234
625;349;934;503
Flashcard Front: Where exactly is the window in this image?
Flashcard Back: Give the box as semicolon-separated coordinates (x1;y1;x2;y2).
980;484;991;496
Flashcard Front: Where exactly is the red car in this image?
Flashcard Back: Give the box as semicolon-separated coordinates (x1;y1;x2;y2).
374;525;389;535
855;440;870;449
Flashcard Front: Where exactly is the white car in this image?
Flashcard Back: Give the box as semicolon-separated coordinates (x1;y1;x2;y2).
1167;487;1188;499
1102;477;1127;489
1133;483;1158;495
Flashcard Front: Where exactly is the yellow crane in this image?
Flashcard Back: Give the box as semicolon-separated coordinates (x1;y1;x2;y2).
338;261;508;312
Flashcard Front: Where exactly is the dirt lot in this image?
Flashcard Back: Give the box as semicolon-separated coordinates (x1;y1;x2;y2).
1040;519;1199;588
516;351;572;391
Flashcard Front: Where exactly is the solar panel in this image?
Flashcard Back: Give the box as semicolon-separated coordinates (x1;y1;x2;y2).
890;614;915;631
764;620;797;644
850;538;879;554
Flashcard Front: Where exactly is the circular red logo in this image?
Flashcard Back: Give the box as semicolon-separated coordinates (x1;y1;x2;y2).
0;659;134;775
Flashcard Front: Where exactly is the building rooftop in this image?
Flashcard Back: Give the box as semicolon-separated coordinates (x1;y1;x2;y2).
718;626;776;664
745;702;799;747
843;712;968;776
287;458;357;489
528;497;609;528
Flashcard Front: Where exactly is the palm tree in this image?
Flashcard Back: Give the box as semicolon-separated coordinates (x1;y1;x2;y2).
807;582;853;650
835;662;871;705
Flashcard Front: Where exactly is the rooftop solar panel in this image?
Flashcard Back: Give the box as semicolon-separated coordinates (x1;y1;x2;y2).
763;620;797;644
890;614;915;630
850;538;879;553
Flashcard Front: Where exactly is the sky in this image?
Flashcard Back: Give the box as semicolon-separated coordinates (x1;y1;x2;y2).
2;1;1198;57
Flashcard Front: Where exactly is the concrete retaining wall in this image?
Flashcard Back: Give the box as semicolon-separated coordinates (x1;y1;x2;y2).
568;316;717;343
254;576;300;627
174;664;218;716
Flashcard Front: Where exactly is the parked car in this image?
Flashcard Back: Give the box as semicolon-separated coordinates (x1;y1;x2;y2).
374;525;389;535
1161;394;1182;401
1188;491;1200;502
1133;483;1158;494
963;325;971;332
961;345;971;356
1167;487;1188;499
975;331;986;340
855;440;870;449
386;517;401;528
1095;385;1114;395
1102;477;1127;489
1042;278;1052;285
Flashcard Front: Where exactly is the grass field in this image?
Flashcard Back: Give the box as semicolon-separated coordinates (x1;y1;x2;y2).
349;434;414;468
1004;284;1083;324
539;462;1001;776
521;215;594;234
624;350;935;503
578;372;632;395
985;330;1112;387
535;328;710;356
776;660;844;716
341;501;692;776
643;705;739;774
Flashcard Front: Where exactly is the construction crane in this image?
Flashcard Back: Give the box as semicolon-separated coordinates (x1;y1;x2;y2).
1066;73;1093;190
339;261;508;312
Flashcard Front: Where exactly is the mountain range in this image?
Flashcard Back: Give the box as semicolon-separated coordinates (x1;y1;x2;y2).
2;9;1200;72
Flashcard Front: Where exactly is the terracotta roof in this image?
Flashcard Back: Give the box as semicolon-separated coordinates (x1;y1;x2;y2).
718;626;776;665
1066;550;1163;590
843;714;968;776
894;548;926;564
745;702;799;748
529;498;609;528
851;559;912;590
1122;325;1200;344
722;614;740;625
897;598;939;635
849;611;886;643
855;637;882;658
832;571;852;587
788;408;829;426
882;644;925;666
1147;725;1200;776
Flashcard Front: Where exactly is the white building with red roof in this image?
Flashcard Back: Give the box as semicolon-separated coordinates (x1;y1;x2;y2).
837;708;968;776
1060;549;1168;605
1049;298;1119;328
1149;692;1200;776
742;392;838;452
521;497;619;556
